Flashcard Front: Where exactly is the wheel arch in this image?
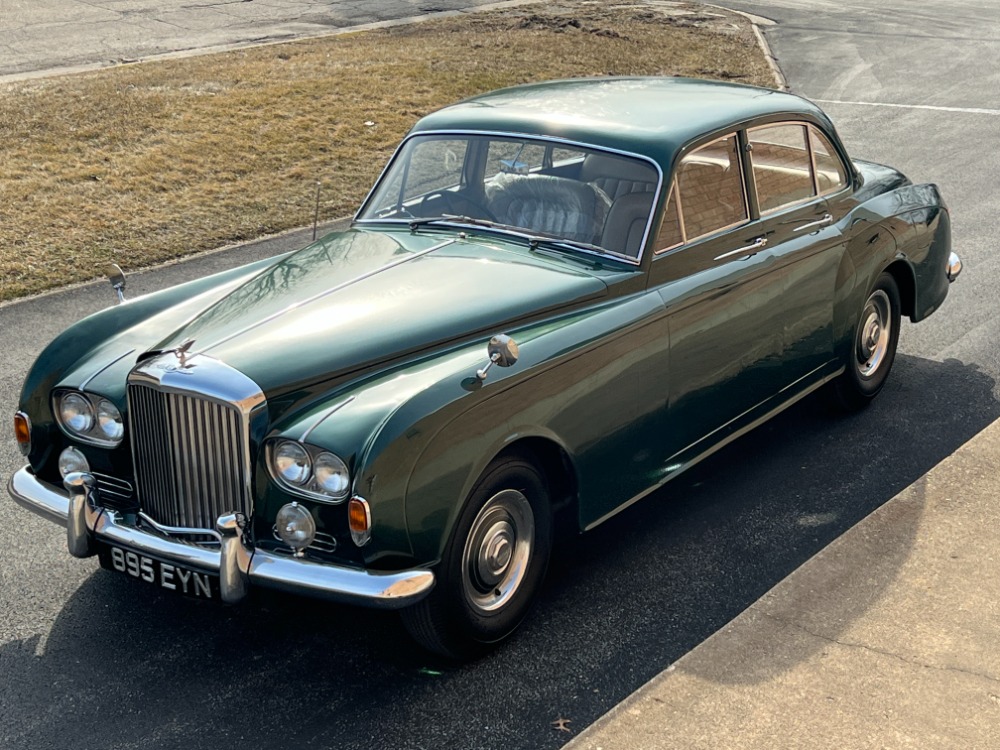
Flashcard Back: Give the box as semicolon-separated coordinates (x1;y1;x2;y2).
882;257;917;320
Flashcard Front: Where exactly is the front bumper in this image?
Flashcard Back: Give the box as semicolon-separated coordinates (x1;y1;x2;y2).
8;466;434;609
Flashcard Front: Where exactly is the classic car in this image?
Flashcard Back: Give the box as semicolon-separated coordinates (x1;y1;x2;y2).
9;77;960;659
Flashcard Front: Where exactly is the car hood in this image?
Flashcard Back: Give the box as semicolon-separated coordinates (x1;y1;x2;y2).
148;227;608;397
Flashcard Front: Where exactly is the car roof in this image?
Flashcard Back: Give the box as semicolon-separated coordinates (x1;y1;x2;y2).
409;77;830;169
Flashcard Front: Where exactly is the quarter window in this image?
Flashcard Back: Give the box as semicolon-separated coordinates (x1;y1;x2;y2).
810;127;849;194
749;123;816;213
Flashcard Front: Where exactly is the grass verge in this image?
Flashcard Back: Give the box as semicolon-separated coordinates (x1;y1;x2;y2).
0;0;773;302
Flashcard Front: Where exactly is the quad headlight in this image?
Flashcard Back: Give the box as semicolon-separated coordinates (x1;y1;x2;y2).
268;439;351;503
54;390;125;448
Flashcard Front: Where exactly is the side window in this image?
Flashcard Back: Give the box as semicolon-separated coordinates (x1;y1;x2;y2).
749;123;815;213
656;133;747;251
810;127;849;194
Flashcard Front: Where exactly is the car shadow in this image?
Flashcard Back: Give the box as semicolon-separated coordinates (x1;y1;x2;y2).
1;354;996;750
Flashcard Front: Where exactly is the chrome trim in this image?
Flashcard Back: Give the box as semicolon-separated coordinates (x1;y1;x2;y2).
195;239;457;356
64;472;99;558
52;389;125;449
793;213;834;233
353;129;664;266
947;251;962;282
7;467;435;609
138;511;222;543
128;353;265;530
79;348;137;391
349;496;372;547
714;236;767;262
265;441;351;505
14;410;31;456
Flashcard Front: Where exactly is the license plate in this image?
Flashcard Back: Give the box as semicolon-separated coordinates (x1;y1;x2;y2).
98;543;219;600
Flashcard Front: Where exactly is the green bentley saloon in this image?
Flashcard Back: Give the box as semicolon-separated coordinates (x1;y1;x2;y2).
9;77;960;658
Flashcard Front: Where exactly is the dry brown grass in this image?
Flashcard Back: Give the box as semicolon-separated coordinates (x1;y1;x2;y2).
0;0;773;302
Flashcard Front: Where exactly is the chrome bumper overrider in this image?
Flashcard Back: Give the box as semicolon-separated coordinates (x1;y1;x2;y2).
7;467;434;609
947;251;962;283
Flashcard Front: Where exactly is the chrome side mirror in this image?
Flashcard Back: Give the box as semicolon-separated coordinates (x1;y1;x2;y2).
107;263;126;304
476;334;519;381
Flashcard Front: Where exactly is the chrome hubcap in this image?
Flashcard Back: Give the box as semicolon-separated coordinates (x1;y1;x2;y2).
462;489;533;614
856;290;891;378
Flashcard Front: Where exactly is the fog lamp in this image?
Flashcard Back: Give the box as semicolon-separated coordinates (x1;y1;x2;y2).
58;446;90;479
348;497;372;547
14;411;31;456
275;502;316;556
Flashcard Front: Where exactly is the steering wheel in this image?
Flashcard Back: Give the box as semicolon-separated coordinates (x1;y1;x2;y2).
419;191;497;222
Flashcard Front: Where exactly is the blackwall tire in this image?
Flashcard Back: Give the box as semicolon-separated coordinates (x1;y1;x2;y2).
401;454;552;660
833;271;901;411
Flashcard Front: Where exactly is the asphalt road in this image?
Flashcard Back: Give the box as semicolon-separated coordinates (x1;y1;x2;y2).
2;2;999;749
0;0;510;79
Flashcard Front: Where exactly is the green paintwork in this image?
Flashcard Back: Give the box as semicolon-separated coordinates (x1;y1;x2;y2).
15;78;954;580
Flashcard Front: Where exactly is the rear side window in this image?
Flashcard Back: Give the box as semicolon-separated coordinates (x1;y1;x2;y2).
748;123;815;213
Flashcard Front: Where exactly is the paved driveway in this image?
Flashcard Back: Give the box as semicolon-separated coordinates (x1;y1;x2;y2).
1;2;999;749
0;0;506;78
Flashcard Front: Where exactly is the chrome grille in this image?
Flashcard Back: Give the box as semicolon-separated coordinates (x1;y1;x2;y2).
128;383;250;530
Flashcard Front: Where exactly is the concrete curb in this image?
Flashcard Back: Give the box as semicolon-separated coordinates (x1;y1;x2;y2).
705;3;789;91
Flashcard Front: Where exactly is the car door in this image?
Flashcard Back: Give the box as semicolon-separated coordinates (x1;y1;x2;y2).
650;130;842;467
744;121;848;386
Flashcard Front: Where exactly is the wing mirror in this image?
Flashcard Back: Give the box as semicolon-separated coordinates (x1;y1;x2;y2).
476;334;519;381
106;263;127;304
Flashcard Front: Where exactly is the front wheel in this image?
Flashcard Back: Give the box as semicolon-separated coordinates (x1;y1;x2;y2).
401;454;551;660
832;272;901;410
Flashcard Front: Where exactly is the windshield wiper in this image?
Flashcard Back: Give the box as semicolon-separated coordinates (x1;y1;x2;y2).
408;214;495;231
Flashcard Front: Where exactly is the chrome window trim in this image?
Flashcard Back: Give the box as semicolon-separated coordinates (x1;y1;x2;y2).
655;131;750;255
354;129;665;266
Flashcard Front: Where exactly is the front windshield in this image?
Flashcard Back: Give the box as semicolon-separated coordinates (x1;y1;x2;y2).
356;133;660;260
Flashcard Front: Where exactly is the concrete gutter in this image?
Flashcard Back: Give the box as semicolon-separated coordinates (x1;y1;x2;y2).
706;3;788;91
568;416;1000;749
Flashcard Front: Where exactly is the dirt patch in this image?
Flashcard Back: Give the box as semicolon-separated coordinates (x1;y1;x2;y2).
0;0;773;302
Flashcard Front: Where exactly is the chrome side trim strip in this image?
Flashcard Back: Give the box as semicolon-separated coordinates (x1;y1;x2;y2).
8;467;435;609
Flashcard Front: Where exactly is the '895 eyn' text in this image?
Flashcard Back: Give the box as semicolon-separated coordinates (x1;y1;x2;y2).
108;546;214;598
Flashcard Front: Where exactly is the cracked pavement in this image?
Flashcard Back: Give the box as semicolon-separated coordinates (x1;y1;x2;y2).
0;0;509;78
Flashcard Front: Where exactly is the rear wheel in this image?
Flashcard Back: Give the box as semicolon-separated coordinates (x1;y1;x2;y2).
401;454;551;660
833;272;901;410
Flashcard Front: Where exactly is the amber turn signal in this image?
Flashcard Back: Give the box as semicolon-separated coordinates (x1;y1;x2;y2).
14;411;31;456
348;497;371;547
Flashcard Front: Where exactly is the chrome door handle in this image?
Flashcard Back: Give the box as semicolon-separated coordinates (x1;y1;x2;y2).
793;213;834;233
714;236;767;261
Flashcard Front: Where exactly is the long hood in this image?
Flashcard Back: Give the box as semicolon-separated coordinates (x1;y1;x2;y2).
149;228;608;395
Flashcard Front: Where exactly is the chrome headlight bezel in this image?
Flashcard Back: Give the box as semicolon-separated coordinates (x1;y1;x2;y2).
53;390;125;448
266;439;352;504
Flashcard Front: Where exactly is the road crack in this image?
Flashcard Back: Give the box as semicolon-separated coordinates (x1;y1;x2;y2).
760;611;1000;687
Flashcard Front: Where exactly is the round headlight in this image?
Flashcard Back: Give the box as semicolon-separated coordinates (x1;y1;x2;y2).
314;452;350;497
274;441;311;485
97;399;124;442
58;446;90;478
274;502;316;552
60;393;95;434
